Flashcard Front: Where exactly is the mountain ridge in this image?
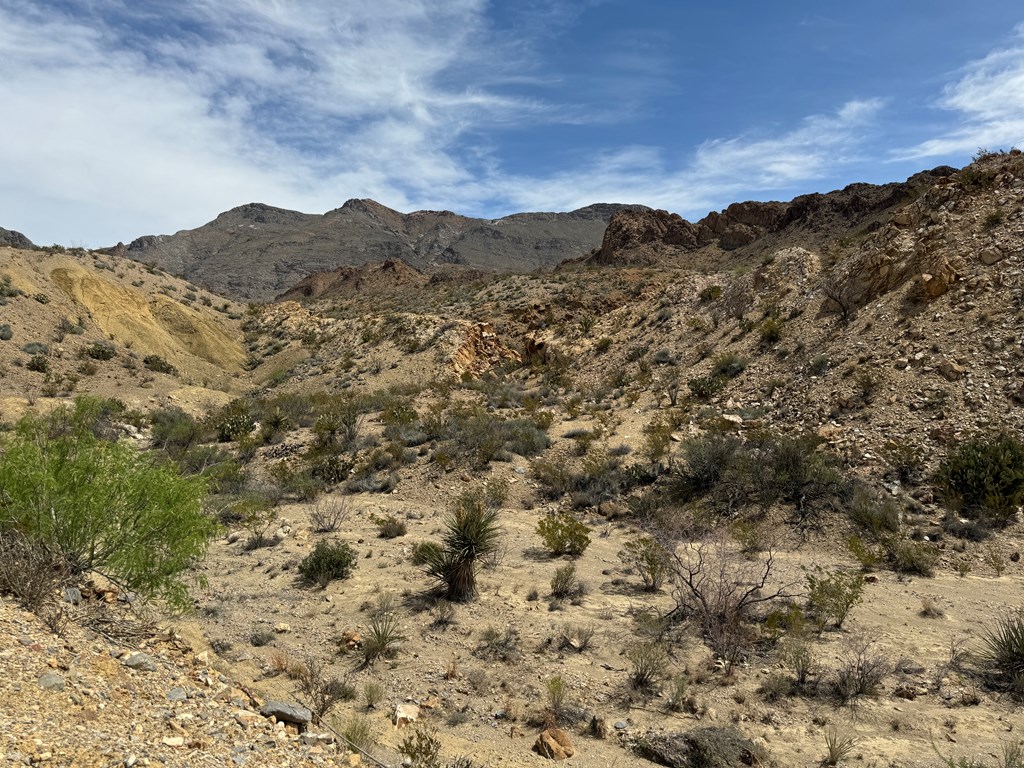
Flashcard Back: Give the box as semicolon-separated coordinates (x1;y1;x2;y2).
122;199;647;301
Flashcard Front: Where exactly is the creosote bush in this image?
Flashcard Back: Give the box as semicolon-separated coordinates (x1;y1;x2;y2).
0;398;214;609
805;566;864;631
619;535;671;592
298;540;357;587
536;511;591;557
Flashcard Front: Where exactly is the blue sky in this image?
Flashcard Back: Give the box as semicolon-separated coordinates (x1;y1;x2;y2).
2;1;1024;247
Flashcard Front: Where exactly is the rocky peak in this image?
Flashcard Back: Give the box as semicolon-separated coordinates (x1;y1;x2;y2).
0;226;36;250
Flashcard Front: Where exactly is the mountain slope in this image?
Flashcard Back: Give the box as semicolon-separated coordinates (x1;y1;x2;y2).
124;200;644;301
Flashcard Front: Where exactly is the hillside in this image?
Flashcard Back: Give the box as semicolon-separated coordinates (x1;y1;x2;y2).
122;200;644;301
2;151;1024;767
0;246;248;418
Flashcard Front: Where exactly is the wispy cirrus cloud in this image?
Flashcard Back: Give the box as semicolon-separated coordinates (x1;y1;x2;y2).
484;99;884;216
899;27;1024;159
0;1;890;245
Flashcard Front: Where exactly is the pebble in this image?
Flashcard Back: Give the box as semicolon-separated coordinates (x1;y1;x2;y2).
166;687;187;702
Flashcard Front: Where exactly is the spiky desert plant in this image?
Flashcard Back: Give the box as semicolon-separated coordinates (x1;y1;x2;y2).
422;492;502;602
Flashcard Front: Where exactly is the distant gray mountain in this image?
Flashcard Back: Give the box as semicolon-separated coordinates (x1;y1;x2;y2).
124;199;645;300
0;227;35;250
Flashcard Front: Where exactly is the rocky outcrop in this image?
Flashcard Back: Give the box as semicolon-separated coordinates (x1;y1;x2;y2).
586;168;956;269
276;258;428;302
452;323;521;377
0;226;35;249
533;727;575;760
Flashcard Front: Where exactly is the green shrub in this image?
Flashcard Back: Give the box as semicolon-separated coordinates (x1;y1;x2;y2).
0;324;12;341
805;566;864;631
699;285;723;302
884;537;937;577
619;535;671;592
210;400;255;442
759;317;783;345
550;562;586;600
671;434;740;502
935;432;1024;529
85;342;116;360
626;641;669;690
143;354;177;375
809;355;831;375
150;407;209;457
22;341;49;356
712;352;747;378
594;337;613;354
687;374;725;400
26;354;49;373
0;401;214;608
536;511;590;557
298;540;357;587
371;513;407;539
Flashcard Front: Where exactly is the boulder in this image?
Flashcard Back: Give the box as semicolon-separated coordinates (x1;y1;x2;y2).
532;728;575;760
394;703;420;728
260;700;312;726
121;652;157;672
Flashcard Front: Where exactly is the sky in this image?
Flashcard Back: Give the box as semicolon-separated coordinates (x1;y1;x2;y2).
2;1;1024;247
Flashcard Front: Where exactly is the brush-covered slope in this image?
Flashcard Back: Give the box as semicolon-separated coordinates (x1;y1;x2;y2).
0;246;247;415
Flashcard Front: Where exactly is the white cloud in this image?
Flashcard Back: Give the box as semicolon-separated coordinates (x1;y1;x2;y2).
0;1;886;245
481;100;884;217
899;34;1024;159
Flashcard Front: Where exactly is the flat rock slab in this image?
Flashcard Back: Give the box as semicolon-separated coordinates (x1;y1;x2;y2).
260;700;312;726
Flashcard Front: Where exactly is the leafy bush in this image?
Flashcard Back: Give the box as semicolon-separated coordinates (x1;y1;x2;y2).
371;513;407;539
0;401;214;608
26;354;49;373
210;400;256;442
84;342;116;360
619;535;671;592
143;354;177;374
699;285;723;302
805;567;864;631
712;352;747;378
298;540;357;587
884;536;938;577
935;432;1024;530
23;341;49;356
550;562;586;600
0;324;12;341
536;511;590;557
625;641;669;690
687;375;725;400
760;317;783;344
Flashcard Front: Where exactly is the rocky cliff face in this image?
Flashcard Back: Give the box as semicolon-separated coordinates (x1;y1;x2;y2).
586;168;956;269
123;200;645;301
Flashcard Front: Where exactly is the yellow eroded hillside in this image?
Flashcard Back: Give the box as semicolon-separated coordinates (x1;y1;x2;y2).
49;262;244;371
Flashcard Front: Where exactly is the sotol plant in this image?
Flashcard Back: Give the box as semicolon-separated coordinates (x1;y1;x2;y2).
422;488;502;601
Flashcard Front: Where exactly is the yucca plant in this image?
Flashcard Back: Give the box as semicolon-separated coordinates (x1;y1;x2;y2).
422;491;502;602
976;612;1024;691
